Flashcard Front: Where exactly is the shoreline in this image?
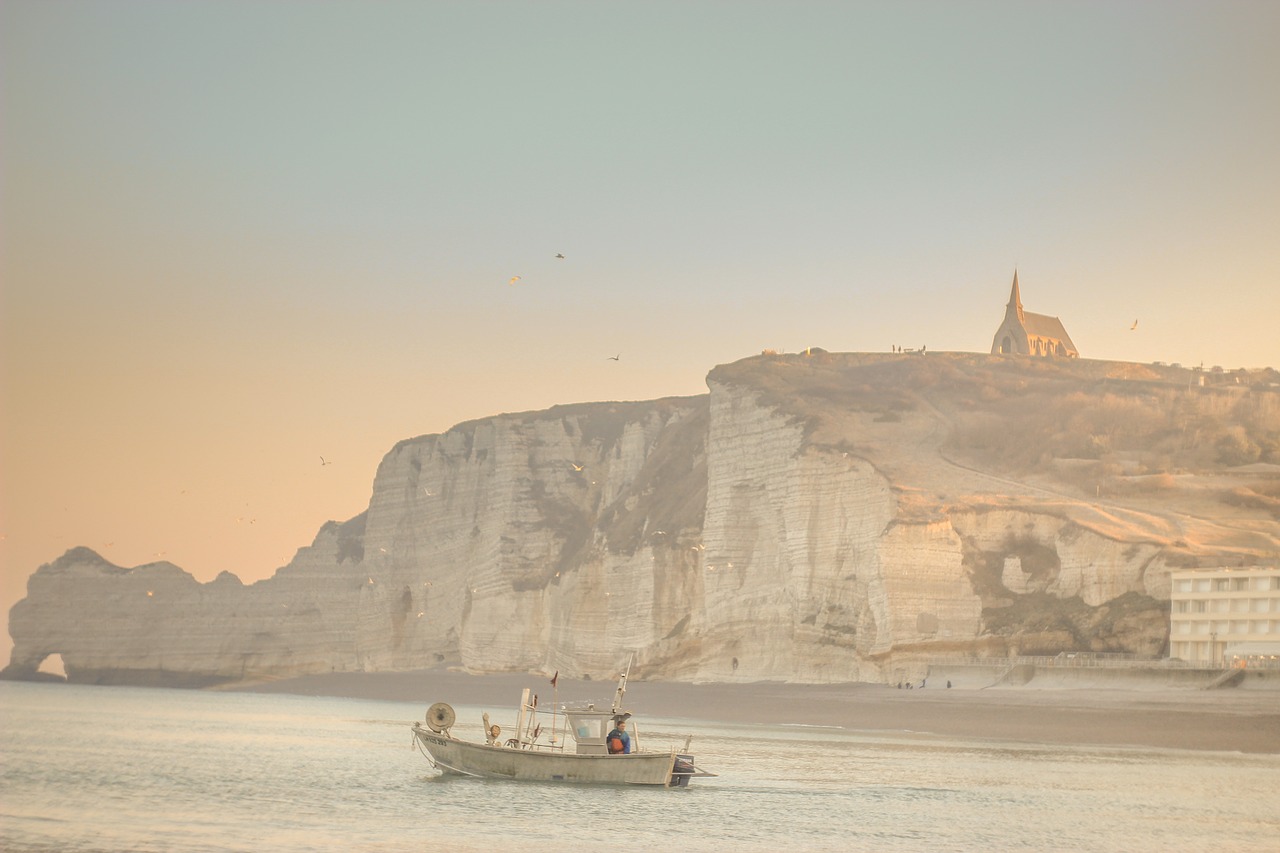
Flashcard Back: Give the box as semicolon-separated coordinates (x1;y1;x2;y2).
227;669;1280;754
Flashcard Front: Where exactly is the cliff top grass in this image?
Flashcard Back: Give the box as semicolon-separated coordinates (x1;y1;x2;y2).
710;350;1280;558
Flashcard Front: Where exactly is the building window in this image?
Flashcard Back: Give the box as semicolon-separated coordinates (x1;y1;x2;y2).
1214;579;1230;591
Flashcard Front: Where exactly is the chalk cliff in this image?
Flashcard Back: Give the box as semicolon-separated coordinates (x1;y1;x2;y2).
7;352;1279;685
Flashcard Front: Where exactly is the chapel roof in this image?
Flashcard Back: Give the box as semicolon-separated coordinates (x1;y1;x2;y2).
1022;311;1078;353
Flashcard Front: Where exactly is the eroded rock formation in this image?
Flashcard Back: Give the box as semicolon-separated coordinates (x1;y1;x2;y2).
7;353;1278;685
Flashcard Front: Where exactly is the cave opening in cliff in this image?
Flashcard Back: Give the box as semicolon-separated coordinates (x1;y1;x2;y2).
37;653;67;678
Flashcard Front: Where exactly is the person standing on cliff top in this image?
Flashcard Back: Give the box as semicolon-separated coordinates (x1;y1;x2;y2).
607;718;631;754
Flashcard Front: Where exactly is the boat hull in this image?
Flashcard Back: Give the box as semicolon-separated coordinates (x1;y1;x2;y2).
413;725;684;786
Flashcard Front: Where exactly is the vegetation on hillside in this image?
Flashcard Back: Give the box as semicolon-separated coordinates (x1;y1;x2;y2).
711;350;1280;479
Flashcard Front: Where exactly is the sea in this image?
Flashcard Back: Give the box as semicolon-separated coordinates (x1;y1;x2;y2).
2;681;1277;853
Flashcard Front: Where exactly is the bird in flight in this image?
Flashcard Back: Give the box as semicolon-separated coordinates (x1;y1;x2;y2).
1130;319;1138;330
571;463;584;472
555;253;565;259
509;276;522;286
320;456;331;466
607;354;620;361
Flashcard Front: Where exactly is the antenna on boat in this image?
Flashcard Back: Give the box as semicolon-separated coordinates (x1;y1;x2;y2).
548;670;560;745
611;653;634;715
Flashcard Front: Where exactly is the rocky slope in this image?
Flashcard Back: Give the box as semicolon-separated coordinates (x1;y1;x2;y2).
6;352;1278;685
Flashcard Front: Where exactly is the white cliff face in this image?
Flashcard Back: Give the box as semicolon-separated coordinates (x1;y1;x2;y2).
962;511;1163;606
671;380;983;683
6;398;711;684
335;398;710;678
11;353;1266;686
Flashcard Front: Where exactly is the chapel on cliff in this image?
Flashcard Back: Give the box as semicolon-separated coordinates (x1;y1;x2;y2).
990;270;1079;358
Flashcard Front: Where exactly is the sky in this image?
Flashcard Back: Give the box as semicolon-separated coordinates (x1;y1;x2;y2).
2;1;1278;664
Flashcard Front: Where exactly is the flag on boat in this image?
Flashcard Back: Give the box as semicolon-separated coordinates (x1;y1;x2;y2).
550;670;558;688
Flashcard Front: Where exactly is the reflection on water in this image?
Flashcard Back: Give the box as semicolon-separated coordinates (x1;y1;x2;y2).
2;682;1277;852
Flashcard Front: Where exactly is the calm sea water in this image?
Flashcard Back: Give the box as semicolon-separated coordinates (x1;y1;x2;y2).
2;681;1277;852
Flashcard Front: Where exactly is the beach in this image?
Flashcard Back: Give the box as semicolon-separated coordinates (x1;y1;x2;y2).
229;669;1280;754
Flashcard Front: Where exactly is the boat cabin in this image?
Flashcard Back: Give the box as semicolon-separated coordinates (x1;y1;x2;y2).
564;708;632;755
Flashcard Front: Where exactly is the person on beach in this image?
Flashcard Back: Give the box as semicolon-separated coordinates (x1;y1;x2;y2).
607;718;631;754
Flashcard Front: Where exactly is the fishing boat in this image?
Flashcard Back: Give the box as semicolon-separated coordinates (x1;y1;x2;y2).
411;662;715;787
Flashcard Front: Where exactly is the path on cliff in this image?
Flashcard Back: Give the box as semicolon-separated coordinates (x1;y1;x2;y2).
909;393;1275;554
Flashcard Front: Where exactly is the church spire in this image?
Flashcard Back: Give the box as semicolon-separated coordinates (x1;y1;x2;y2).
1006;269;1024;323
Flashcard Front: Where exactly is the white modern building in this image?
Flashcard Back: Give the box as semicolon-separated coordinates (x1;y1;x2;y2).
1169;566;1280;667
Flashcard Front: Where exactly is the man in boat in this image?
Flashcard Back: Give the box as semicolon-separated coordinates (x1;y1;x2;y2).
607;718;631;754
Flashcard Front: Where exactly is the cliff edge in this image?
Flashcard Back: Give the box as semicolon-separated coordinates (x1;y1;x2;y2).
7;352;1278;685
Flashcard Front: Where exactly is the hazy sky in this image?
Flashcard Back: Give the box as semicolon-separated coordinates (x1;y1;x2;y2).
3;1;1278;662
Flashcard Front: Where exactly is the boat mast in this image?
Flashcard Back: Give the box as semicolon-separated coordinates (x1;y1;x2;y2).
611;653;633;715
516;688;530;747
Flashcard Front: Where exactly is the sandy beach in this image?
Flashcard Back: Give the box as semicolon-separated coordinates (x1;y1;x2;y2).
229;670;1280;754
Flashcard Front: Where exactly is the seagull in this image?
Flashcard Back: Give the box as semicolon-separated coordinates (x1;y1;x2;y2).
509;276;522;286
555;253;565;259
607;354;620;361
1130;319;1138;330
571;463;584;472
320;456;331;466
